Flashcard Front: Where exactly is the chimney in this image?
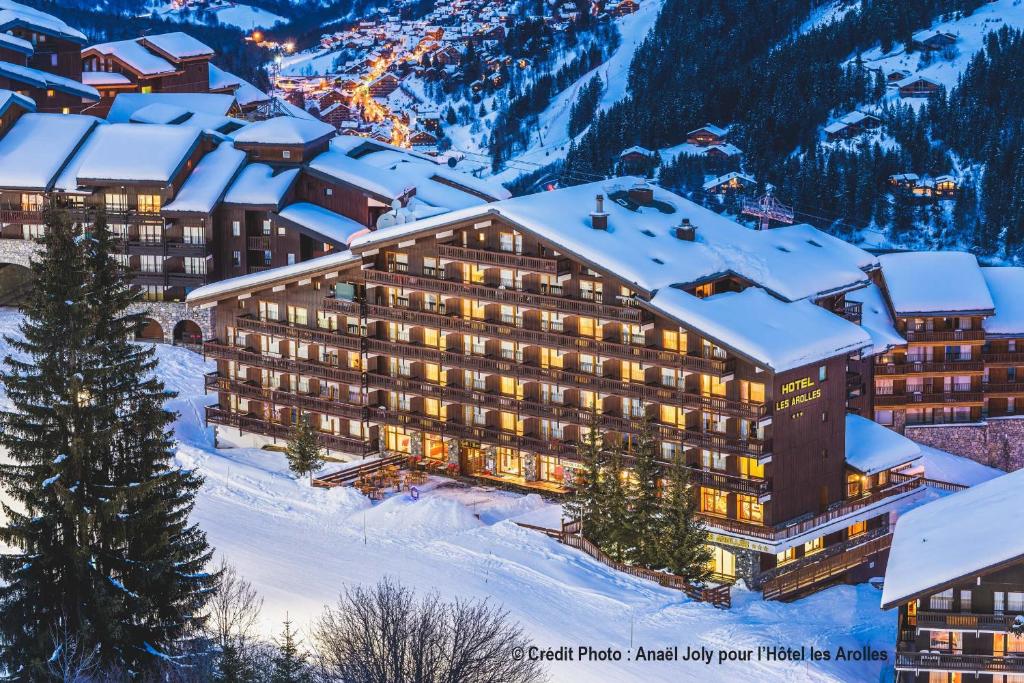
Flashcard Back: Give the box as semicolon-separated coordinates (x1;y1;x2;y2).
675;218;696;241
628;182;654;206
590;194;609;230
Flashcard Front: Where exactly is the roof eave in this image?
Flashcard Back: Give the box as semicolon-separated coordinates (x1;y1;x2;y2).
881;551;1024;610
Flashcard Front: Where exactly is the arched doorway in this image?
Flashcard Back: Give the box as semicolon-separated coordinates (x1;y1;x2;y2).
0;263;35;307
136;318;164;342
173;319;203;347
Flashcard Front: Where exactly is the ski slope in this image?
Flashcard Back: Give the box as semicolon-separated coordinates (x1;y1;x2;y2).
0;308;1004;680
153;2;286;31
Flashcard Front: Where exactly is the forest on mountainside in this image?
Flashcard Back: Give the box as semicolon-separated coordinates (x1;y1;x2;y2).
558;0;1024;261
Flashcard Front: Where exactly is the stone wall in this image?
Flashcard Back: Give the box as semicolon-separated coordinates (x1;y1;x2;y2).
128;301;213;343
905;417;1024;471
0;239;40;268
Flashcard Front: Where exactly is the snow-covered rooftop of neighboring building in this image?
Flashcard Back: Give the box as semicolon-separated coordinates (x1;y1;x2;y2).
85;38;177;76
163;141;246;214
0;60;98;100
232;116;335;145
844;414;921;475
186;249;359;304
81;71;132;86
702;172;754;190
222;164;298;207
0;30;32;54
895;73;940;87
209;62;242;91
75;123;201;183
352;179;874;302
308;146;415;200
277;202;370;246
981;267;1024;336
0;0;87;42
847;283;905;355
0;113;98;190
107;92;235;123
0;87;34;115
879;251;995;316
688;123;729;137
648;287;871;372
141;32;214;60
882;467;1024;609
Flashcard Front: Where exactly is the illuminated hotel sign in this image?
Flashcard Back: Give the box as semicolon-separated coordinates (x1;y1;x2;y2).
775;376;821;412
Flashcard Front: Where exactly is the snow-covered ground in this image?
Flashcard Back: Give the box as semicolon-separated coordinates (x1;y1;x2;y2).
153;2;286;31
0;308;1006;680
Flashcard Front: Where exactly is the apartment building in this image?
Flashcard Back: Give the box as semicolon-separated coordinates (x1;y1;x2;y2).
189;179;932;595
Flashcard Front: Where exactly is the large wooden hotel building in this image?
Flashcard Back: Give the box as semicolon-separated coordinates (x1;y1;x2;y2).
188;180;940;595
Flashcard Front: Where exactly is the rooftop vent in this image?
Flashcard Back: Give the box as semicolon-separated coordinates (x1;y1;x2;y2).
628;182;654;206
641;229;656;237
591;194;609;231
674;217;696;241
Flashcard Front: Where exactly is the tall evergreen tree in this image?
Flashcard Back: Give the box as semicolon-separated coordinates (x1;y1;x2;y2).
286;414;326;482
562;410;606;542
624;419;661;568
271;615;311;683
0;204;118;677
600;445;631;563
658;455;713;584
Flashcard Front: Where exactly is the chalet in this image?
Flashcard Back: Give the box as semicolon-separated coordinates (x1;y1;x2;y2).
686;123;729;147
0;88;33;138
609;0;640;16
934;174;958;199
882;467;1024;683
433;44;463;67
704;143;742;159
703;172;755;195
888;173;920;190
886;69;911;84
81;32;216;116
408;127;438;152
824;111;883;141
231;116;337;165
318;101;358;129
897;75;941;99
911;29;957;52
0;0;96;113
368;73;400;97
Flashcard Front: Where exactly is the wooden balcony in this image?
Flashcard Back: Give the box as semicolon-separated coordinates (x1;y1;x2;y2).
875;359;985;375
905;329;986;343
125;240;165;255
916;611;1024;633
322;296;362;316
761;530;892;600
358;301;735;376
832;300;862;324
128;271;167;287
247;235;272;251
436;244;558;273
203;342;364;385
894;652;1024;675
683;467;771;497
362;269;643;322
166;241;207;257
235;316;361;351
208;374;365;422
874;390;984;406
982;351;1024;366
205;406;373;455
983;382;1024;395
166;272;207;287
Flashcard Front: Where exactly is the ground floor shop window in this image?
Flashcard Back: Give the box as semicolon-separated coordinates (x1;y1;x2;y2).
707;546;735;579
497;448;520;476
384;427;412;454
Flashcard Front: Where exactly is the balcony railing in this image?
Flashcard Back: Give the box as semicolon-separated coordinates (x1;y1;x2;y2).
894;652;1024;675
982;351;1024;365
206;406;374;455
761;530;892;600
875;358;985;375
208;374;366;422
983;382;1024;394
247;236;271;251
235;315;361;350
905;329;986;343
916;611;1024;633
438;243;558;273
203;342;363;385
362;269;643;322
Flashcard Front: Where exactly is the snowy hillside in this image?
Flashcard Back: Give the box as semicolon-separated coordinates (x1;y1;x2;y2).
152;1;286;31
0;308;1003;680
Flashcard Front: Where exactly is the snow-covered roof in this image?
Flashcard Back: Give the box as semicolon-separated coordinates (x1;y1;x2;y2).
0;60;98;100
882;467;1024;609
0;0;87;43
981;267;1024;336
208;62;242;91
844;414;921;476
0;87;34;116
823;121;849;134
141;32;214;61
649;287;871;372
81;71;132;87
0;30;32;55
912;28;955;43
688;123;729;137
846;283;905;355
352;179;874;303
163;141;246;214
879;252;995;316
223;164;299;208
85;38;177;76
895;73;940;88
231;116;335;145
75;124;202;184
308;146;415;200
277;202;370;246
234;80;270;107
186;249;360;304
0;113;98;190
107;92;235;124
619;145;654;157
702;172;754;190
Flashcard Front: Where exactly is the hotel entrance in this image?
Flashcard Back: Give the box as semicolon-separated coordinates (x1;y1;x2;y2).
460;443;484;474
708;545;736;582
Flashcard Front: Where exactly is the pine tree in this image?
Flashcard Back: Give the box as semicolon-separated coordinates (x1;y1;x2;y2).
563;410;606;543
271;615;311;683
600;445;631;563
286;415;325;482
625;418;661;568
658;454;713;584
0;204;118;677
80;212;217;669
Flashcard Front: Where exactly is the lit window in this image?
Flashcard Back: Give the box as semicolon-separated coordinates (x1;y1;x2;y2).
819;365;828;382
140;85;153;94
231;221;241;237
